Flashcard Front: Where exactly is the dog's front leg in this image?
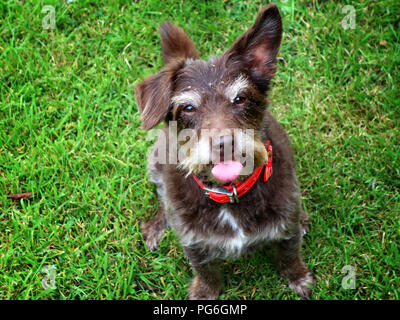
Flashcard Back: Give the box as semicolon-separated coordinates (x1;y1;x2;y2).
184;246;222;300
275;227;314;299
141;204;167;251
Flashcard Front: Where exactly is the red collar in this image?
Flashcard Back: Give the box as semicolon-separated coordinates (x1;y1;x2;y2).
192;140;273;204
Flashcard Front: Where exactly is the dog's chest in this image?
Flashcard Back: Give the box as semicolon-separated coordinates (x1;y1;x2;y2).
214;207;285;255
173;204;287;259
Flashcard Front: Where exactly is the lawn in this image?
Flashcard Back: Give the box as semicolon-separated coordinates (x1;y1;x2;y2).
0;0;399;299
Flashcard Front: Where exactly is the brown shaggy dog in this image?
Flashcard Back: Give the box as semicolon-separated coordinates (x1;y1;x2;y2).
135;4;314;299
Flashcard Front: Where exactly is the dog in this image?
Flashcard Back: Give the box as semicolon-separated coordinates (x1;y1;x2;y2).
135;4;314;299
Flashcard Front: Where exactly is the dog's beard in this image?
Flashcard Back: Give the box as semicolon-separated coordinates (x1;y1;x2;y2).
177;130;267;185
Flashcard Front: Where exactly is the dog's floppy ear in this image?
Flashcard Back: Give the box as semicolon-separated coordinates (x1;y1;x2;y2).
160;21;199;64
136;22;195;130
226;4;282;91
135;61;183;130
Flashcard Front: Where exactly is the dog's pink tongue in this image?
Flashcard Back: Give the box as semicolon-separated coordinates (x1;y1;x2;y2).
211;161;243;182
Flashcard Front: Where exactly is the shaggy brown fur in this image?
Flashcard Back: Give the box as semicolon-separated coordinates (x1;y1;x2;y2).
136;4;314;299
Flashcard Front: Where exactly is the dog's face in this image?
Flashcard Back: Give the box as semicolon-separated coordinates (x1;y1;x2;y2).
136;5;282;185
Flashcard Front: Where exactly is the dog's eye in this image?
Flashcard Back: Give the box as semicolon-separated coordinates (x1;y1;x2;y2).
182;105;196;113
233;95;247;105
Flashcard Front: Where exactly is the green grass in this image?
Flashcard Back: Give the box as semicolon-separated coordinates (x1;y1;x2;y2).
0;0;399;299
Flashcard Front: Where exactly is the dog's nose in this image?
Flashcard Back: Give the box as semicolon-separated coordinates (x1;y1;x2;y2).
213;135;232;149
213;135;234;160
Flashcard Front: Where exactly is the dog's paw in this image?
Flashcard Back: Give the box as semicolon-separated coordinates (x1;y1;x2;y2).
288;272;314;299
140;221;165;251
187;277;220;300
300;210;311;235
187;290;219;300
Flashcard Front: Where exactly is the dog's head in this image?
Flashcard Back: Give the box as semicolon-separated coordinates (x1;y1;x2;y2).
135;4;282;185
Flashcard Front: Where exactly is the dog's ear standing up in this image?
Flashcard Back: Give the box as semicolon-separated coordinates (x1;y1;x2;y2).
160;22;199;64
225;4;282;92
135;23;198;130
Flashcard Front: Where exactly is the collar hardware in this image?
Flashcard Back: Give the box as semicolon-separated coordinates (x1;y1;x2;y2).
203;185;238;203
